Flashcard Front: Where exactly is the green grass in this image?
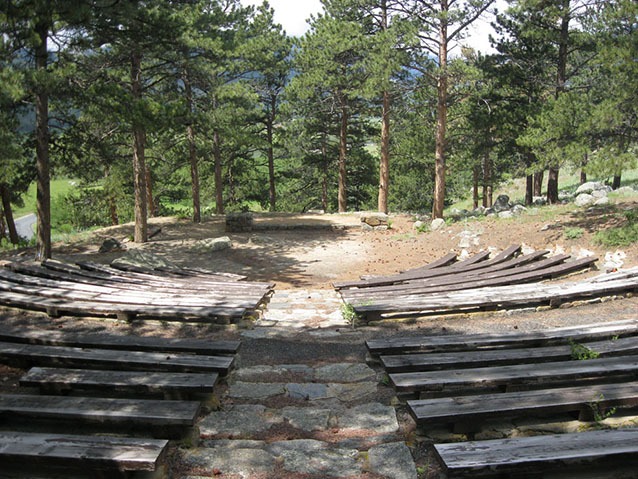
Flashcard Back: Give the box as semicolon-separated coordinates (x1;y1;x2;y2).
12;178;78;218
594;207;638;247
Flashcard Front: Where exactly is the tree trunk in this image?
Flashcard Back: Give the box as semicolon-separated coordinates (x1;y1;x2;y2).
183;72;201;223
547;167;559;204
321;134;328;212
145;164;154;217
267;94;277;212
378;89;390;214
612;174;621;190
472;165;479;210
35;17;51;260
533;171;544;197
525;175;533;206
0;185;19;244
213;128;224;214
482;149;492;208
547;0;571;206
337;92;348;213
131;51;148;243
377;1;390;214
432;1;448;219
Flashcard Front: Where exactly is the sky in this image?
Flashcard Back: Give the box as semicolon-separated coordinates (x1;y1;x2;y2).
239;0;505;54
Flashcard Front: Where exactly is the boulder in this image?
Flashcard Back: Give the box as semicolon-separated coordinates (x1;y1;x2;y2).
533;196;547;206
430;218;446;231
512;204;527;216
493;194;511;212
413;220;425;231
193;236;232;252
574;193;595;207
615;186;635;195
594;196;610;206
98;237;126;253
361;213;389;228
575;181;610;195
498;210;514;219
111;250;171;269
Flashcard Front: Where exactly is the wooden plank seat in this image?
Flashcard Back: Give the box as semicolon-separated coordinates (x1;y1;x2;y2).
0;270;262;310
0;326;240;356
75;261;275;292
433;427;638;478
342;251;568;299
4;263;271;301
352;272;637;320
408;381;638;430
334;250;496;290
367;319;638;355
0;341;235;374
0;430;168;473
0;394;200;435
20;367;218;398
390;355;638;396
380;335;638;372
0;288;247;322
359;252;459;281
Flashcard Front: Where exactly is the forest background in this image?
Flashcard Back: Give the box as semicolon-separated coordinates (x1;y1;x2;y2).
0;0;636;260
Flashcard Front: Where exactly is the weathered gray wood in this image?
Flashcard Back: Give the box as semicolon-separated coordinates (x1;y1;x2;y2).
341;252;567;298
390;355;638;393
0;288;247;321
333;250;494;289
20;367;218;395
0;272;260;309
0;431;168;471
360;252;459;281
434;428;638;478
408;381;638;427
0;341;234;374
367;319;638;355
381;335;638;372
0;394;200;427
353;273;636;319
0;327;240;355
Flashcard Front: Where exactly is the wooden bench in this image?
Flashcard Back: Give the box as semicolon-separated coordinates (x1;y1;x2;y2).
367;319;638;355
0;430;168;474
390;355;638;396
0;393;200;438
0;326;240;356
408;381;638;431
380;335;638;372
0;341;235;374
20;367;218;399
434;427;638;478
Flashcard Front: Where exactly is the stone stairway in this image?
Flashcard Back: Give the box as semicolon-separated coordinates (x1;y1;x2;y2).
179;289;418;479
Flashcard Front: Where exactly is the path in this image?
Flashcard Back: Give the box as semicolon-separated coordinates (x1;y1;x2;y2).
14;214;36;241
179;289;417;479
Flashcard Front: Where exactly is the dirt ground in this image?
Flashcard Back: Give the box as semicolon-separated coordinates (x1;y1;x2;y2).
11;199;633;290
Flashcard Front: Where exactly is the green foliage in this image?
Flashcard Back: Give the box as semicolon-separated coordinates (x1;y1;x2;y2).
563;227;585;240
340;302;360;328
594;208;638;247
587;394;617;423
569;340;600;361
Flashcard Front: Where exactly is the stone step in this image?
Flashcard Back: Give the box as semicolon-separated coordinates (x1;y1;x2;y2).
182;439;416;479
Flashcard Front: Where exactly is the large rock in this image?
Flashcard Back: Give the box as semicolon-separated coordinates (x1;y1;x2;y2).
493;194;511;212
110;250;171;269
574;193;595;207
431;218;446;231
193;236;232;253
361;213;389;229
98;237;126;253
575;181;610;195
